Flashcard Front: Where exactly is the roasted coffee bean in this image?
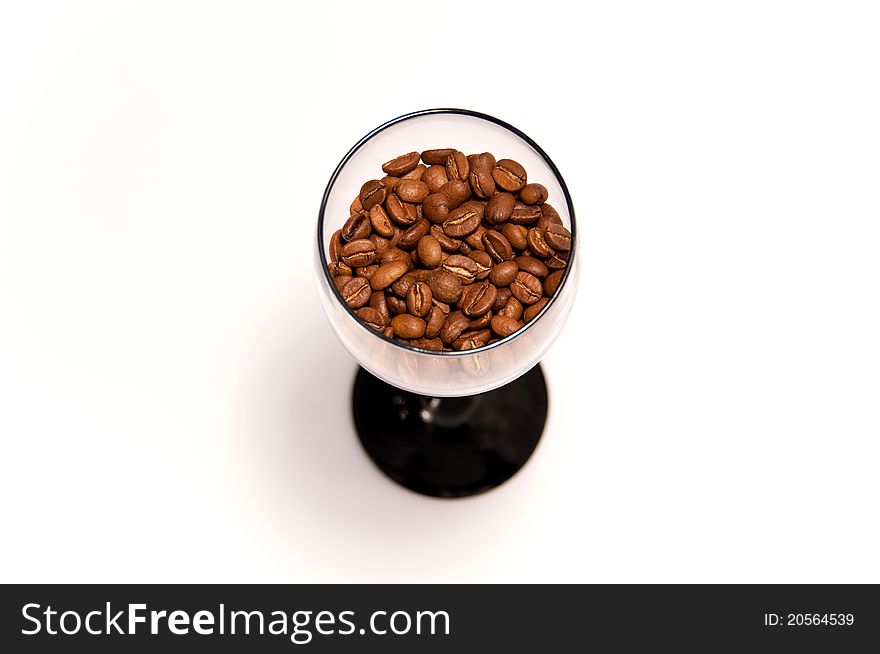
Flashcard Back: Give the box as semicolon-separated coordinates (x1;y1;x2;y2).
490;314;520;338
430;224;461;251
428;269;463;303
369;205;395;238
502;223;528;250
341;277;371;309
422;193;450;223
370;291;390;323
340;239;377;267
417;235;442;268
469;250;493;280
499;296;524;320
395;179;429;203
333;275;352;293
509;202;542;224
458;242;472;255
493;286;512;312
461;281;497;318
342;210;371;242
383;326;394;338
453;329;491;351
464;225;487;252
516;255;549;278
369;233;391;253
370;259;409;290
425;305;446;338
441;254;481;283
380;175;399;196
404;200;420;225
544;269;564;296
382;151;420;176
489;260;519;286
432;298;451;314
439;311;469;344
468;152;496;171
390;271;417;297
402;164;426;180
424;165;448;193
492;158;527;192
519;183;548;205
329;229;344;262
391;314;426;339
485;192;516;224
443;205;481;237
385;194;413;225
328;261;353;278
469;169;495;198
527;227;555;258
387;296;407;315
544;223;572;251
439;179;470;208
356;307;386;331
379;247;410;266
399;218;430;249
359;179;386;210
546;252;569;270
350;196;364;215
538;203;563;230
469;311;492;330
421;148;456;165
356;265;379;280
510;271;543;305
445;150;469;181
523;297;548;322
406;281;433;317
483;230;514;262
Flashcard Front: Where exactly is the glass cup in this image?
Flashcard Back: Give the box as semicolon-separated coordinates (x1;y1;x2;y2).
316;109;577;497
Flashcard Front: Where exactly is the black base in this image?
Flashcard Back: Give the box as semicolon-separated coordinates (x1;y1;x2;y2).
352;365;548;498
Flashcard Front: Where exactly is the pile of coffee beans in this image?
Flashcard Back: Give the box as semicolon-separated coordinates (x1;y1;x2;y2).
326;149;571;351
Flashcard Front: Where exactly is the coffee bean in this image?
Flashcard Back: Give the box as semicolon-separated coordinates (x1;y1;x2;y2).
489;260;519;286
399;218;430;249
356;307;387;331
402;164;426;180
387;296;407;315
468;311;492;330
341;277;371;309
519;183;548;205
385;194;414;226
468;152;496;171
493;286;512;312
432;298;451;314
543;223;571;251
391;314;426;339
468;169;495;198
369;205;395;238
483;230;515;262
359;179;386;210
509;202;542;224
439;179;471;208
485;192;516;224
499;296;524;320
510;271;542;304
490;314;520;338
443;205;481;237
350;196;363;215
538;203;563;230
441;254;481;284
424;165;448;193
546;252;569;270
370;259;409;290
464;224;487;252
502;223;528;250
329;229;343;262
417;235;442;268
333;275;352;293
515;255;548;278
382;151;420;176
468;250;493;280
527;227;555;258
453;329;491;351
427;269;463;303
328;261;353;278
370;291;390;323
340;239;377;267
458;242;472;256
379;247;410;266
445;150;469;181
425;305;446;338
439;311;469;344
380;175;399;195
422;193;450;223
395;179;429;203
356;264;379;280
430;225;461;251
523;297;548;323
461;281;497;317
421;148;456;165
406;281;433;317
413;337;444;351
544;269;564;296
342;210;371;242
492;159;527;192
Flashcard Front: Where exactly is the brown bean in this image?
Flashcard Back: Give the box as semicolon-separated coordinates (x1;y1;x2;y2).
391;314;426;339
379;247;411;266
350;196;363;215
439;180;470;208
485;192;516;224
453;329;491;351
370;291;390;323
483;230;515;262
329;229;343;262
370;259;409;290
333;275;352;293
427;270;463;303
382;151;420;176
538;203;563;230
461;281;497;318
422;193;450;223
412;337;444;351
385;194;414;225
544;270;564;296
395;179;429;203
405;281;432;317
398;218;429;249
519;183;548;205
369;205;394;238
516;255;549;278
499;296;524;320
527;227;555;258
490;314;520;338
424;165;448;193
432;298;451;314
544;223;572;251
342;210;371;242
492;159;527;192
510;271;543;305
468;250;493;280
340;239;377;267
441;254;480;284
359;179;386;210
468;311;492;330
443;205;481;237
523;298;548;323
493;287;512;312
328;261;353;278
468;169;495;198
546;252;569;271
509;202;542;224
425;305;446;338
417;235;442;268
341;277;371;309
356;265;379;280
439;311;469;344
502;223;528;250
445;150;469;181
489;260;519;286
468;152;496;171
356;307;387;331
402;163;426;180
421;148;456;165
430;225;461;251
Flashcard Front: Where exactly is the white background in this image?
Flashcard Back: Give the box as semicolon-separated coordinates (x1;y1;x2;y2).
1;1;878;583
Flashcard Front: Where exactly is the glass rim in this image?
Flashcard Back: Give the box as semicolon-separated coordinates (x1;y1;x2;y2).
316;107;578;358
